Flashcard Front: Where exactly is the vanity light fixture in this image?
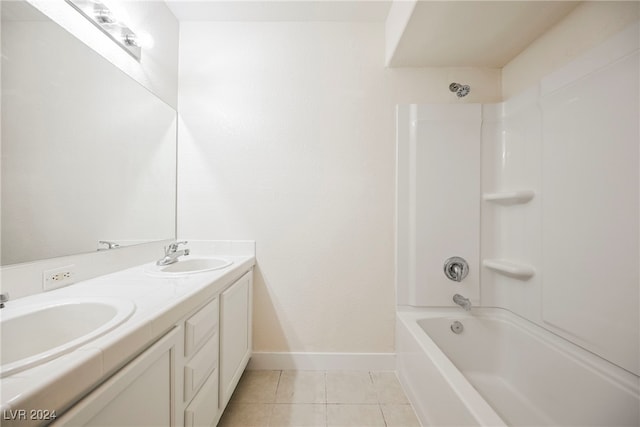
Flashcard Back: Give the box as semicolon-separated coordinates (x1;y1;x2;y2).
94;5;115;24
65;0;146;60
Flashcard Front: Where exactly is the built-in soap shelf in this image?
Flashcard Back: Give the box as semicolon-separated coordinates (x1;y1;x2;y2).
483;259;535;280
483;190;535;205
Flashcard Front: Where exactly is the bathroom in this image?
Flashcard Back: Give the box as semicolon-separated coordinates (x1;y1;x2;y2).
1;0;638;426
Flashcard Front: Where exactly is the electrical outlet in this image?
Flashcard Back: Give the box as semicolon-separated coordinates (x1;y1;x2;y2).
43;264;76;291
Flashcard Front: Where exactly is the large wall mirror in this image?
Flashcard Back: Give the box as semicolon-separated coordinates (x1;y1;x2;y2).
1;0;177;265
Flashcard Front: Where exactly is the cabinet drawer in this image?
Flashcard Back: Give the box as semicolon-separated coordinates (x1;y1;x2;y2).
184;332;218;402
185;298;219;358
184;369;219;427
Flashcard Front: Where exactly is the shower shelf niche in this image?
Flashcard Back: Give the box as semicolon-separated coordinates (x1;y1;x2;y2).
483;259;535;280
483;190;535;205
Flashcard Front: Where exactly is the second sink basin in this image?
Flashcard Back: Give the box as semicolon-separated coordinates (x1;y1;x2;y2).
147;257;233;276
1;297;135;378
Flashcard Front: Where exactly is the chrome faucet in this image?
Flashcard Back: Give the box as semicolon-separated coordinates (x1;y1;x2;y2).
0;293;9;309
453;294;471;311
156;241;190;266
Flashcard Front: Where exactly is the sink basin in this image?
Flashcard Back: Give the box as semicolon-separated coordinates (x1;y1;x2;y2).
146;257;233;276
0;297;135;377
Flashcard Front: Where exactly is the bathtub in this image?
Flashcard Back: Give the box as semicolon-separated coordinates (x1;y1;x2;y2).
396;308;640;426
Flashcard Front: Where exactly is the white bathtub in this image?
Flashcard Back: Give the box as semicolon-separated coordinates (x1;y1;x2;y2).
396;308;640;427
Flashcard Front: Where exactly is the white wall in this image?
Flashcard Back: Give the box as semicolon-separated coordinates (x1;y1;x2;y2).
502;1;640;99
178;21;500;355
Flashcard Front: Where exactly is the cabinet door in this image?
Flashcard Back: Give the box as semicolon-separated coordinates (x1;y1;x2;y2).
184;369;219;427
219;271;252;409
53;327;180;427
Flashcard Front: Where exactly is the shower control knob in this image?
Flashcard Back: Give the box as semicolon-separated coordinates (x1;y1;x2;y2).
444;257;469;282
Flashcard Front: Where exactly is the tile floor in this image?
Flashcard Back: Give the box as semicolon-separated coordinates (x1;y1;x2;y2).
218;370;421;427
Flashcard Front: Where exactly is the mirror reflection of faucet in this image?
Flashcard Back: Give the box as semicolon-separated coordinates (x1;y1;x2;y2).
98;241;120;251
0;293;9;309
156;241;190;266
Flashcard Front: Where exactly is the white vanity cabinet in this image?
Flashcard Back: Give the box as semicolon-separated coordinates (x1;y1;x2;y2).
53;326;182;426
182;270;254;425
219;271;253;410
52;268;253;427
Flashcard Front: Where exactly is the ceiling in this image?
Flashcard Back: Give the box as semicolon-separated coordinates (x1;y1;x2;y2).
165;0;581;67
165;0;391;22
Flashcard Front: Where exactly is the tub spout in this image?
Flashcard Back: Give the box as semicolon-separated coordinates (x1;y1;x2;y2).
453;294;471;311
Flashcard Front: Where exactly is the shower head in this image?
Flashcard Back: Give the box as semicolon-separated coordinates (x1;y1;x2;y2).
449;82;471;98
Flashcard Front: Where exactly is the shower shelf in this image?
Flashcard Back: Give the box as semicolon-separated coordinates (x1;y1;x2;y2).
483;259;535;280
483;190;535;205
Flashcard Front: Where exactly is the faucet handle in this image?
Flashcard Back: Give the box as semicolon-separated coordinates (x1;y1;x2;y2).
165;240;188;255
444;257;469;282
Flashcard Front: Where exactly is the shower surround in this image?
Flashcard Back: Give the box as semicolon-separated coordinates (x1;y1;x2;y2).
396;22;639;426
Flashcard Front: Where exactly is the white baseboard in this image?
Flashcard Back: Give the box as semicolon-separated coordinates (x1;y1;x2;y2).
247;352;396;371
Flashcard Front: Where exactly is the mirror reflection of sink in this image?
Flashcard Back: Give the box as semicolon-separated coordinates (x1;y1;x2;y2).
0;298;135;378
147;257;233;277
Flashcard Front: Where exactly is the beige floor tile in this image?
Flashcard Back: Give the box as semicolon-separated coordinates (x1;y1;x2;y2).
276;371;326;403
380;405;421;427
218;403;273;427
224;371;419;427
231;370;282;403
371;372;409;404
326;404;385;427
326;371;377;404
269;404;327;426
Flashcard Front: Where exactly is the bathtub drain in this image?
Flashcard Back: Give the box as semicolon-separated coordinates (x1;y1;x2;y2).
451;321;464;334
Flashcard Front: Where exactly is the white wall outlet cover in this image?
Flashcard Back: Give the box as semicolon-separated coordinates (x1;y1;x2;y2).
43;264;76;291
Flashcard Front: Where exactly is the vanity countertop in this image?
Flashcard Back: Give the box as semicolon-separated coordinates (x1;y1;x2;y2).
0;254;255;423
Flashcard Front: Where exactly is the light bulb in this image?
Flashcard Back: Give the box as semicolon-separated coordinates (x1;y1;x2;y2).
135;31;154;49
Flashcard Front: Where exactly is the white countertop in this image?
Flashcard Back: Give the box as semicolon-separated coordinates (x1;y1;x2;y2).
0;254;255;423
